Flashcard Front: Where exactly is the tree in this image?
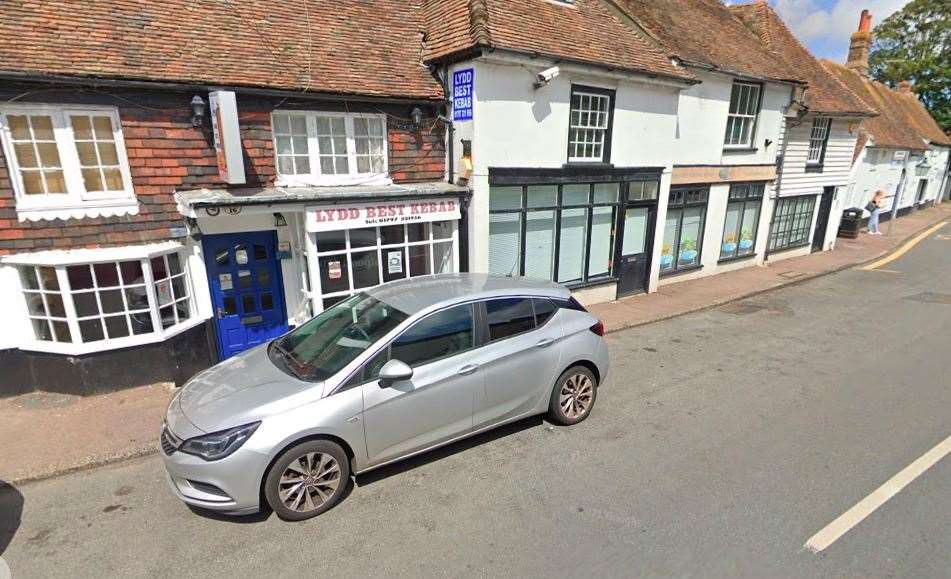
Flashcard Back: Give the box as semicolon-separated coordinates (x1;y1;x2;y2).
869;0;950;132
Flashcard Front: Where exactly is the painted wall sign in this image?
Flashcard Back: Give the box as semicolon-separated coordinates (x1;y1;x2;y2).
306;198;461;233
452;68;474;122
209;90;247;185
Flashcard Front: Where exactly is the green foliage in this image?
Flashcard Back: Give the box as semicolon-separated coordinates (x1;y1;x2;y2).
868;0;951;132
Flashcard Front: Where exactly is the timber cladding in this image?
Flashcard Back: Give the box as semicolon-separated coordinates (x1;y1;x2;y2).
0;86;446;255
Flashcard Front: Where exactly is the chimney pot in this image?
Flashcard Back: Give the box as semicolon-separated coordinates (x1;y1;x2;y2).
858;9;872;32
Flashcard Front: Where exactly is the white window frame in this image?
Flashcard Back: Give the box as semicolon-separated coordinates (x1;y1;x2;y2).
271;110;389;187
0;103;137;221
306;221;458;314
6;244;204;355
568;90;611;163
723;81;762;148
807;117;831;164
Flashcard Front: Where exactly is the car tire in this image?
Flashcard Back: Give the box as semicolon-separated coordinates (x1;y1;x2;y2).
264;439;350;521
548;366;598;426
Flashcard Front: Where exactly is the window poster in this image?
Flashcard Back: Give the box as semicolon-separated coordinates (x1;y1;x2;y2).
328;260;342;280
219;273;233;291
387;250;404;274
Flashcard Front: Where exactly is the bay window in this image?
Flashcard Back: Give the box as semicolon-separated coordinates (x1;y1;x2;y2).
767;195;817;252
272;111;387;185
13;248;197;354
719;183;764;261
661;187;708;274
723;82;761;148
488;182;624;285
0;104;136;219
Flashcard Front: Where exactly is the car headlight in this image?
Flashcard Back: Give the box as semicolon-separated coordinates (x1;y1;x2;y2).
179;422;260;461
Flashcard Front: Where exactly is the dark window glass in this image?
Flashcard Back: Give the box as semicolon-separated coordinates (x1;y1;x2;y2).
533;298;557;326
380;225;404;245
256;268;270;287
151;256;168;278
486;298;536;341
768;195;817;251
315;230;346;252
119;260;143;284
407;223;427;242
93;263;119;287
391;305;473;368
261;293;274;311
223;296;237;315
350;227;377;248
238;270;252;289
131;312;153;335
253;244;267;261
79;319;104;343
67;265;94;290
352;250;380;289
242;294;256;313
73;292;99;317
104;315;129;339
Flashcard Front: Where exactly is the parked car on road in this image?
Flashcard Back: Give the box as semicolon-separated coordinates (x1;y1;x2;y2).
160;273;609;520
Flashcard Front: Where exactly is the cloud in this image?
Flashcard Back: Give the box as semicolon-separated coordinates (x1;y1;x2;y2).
770;0;912;59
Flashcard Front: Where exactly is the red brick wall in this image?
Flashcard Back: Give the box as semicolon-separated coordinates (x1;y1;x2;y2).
0;86;446;255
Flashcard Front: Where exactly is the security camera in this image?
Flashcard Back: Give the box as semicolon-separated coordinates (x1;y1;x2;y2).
533;66;560;89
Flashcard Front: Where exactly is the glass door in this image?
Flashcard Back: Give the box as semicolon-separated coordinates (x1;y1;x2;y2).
616;204;654;297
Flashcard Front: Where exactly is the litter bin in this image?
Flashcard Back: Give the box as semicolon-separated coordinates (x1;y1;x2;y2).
838;207;863;239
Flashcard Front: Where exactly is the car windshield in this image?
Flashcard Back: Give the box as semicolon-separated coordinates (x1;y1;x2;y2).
270;293;408;381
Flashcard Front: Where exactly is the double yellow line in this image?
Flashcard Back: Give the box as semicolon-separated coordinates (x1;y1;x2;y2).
859;220;948;271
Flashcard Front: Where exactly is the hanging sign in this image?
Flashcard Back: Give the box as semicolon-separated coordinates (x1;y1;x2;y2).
452;68;474;122
306;198;461;233
209;90;246;185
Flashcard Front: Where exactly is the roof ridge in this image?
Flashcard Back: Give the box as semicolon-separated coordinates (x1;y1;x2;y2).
818;59;878;116
468;0;492;46
600;0;679;62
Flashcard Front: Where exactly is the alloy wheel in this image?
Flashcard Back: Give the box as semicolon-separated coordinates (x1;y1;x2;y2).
278;452;341;513
559;373;594;419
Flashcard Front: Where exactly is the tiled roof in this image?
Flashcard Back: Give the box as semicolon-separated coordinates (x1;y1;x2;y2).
729;2;875;117
821;61;928;151
890;88;951;147
611;0;803;83
0;0;443;100
421;0;695;82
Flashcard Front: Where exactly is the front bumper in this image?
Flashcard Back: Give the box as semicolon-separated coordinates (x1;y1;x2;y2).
159;426;270;515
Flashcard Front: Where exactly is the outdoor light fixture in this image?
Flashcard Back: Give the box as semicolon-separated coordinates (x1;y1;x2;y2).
915;157;931;177
273;212;287;227
190;95;206;127
185;216;202;240
410;107;424;130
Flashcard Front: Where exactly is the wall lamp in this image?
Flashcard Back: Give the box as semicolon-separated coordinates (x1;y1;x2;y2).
410;107;425;131
190;95;206;127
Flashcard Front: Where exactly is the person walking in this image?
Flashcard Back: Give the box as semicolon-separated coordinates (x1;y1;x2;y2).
866;190;885;235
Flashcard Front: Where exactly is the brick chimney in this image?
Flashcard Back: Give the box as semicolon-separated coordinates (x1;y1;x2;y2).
846;9;872;77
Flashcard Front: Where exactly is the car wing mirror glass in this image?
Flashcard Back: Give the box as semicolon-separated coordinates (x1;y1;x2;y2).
378;359;413;387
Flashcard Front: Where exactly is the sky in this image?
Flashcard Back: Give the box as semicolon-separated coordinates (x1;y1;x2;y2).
726;0;913;61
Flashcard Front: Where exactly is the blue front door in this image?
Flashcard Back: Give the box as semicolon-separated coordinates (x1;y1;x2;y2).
202;231;289;360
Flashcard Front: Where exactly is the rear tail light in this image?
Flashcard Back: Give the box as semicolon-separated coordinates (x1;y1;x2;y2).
589;320;605;336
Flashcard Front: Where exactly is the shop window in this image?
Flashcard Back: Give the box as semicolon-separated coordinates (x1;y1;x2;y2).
568;86;614;163
719;183;764;261
724;82;761;148
272;111;387;185
312;221;456;312
16;250;195;353
661;187;708;274
488;182;635;286
768;195;817;252
0;104;136;219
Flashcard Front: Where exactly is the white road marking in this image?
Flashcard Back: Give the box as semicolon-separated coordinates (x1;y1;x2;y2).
805;434;951;553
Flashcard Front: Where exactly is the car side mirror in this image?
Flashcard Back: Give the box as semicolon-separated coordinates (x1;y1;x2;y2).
378;359;413;387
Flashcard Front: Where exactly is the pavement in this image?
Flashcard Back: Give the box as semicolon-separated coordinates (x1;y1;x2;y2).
0;203;948;486
1;210;948;577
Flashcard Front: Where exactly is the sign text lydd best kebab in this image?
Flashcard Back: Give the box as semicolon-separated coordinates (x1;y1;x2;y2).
310;199;459;229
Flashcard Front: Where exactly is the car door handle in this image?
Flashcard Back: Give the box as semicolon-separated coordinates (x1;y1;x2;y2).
535;338;554;348
457;364;480;376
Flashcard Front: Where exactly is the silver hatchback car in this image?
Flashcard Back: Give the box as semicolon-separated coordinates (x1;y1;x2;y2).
160;274;609;520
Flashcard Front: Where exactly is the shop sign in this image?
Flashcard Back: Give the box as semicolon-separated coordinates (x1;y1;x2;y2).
277;241;291;260
328;260;342;280
306;198;461;233
387;250;404;274
452;68;474;122
209;91;246;185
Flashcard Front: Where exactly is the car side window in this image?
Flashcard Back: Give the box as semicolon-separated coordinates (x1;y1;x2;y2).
485;298;536;342
533;298;557;327
390;304;474;368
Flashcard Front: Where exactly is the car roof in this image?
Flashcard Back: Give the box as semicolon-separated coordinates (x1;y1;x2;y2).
365;273;571;315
